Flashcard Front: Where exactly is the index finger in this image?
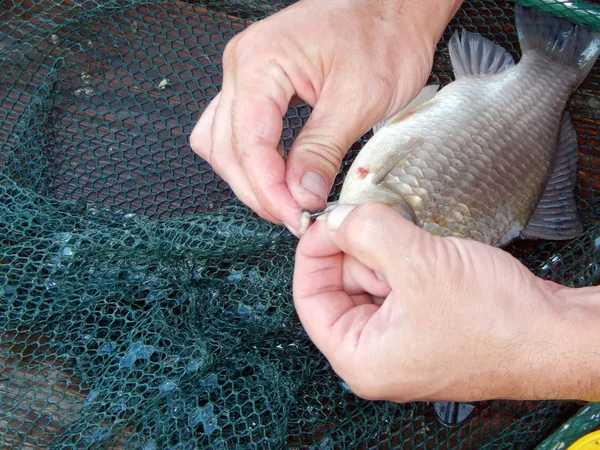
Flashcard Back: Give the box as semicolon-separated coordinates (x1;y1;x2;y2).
293;221;379;355
231;70;303;230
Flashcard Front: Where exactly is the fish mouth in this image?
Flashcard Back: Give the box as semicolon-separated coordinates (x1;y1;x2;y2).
300;194;418;235
305;207;335;221
299;205;336;235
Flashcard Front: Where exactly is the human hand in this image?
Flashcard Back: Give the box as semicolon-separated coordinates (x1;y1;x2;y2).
293;202;600;402
190;0;462;234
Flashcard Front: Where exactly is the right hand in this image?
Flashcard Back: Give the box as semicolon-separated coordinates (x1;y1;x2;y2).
293;202;600;402
190;0;462;234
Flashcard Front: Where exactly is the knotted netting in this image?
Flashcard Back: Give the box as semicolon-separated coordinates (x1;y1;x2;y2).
1;0;599;448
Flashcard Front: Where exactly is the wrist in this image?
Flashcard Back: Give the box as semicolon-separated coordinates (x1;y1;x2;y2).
357;0;463;112
546;284;600;401
498;282;600;401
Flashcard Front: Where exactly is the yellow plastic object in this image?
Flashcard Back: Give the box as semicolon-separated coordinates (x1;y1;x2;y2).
568;431;600;450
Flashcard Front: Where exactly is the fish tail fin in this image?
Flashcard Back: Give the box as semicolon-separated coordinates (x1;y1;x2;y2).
515;5;600;86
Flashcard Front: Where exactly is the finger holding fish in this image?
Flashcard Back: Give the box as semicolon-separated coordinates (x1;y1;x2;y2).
293;201;595;402
191;0;465;234
302;6;599;248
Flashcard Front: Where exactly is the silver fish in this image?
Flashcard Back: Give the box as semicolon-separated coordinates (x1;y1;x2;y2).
303;6;600;246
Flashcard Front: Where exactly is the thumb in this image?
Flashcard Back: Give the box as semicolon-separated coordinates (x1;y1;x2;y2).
286;97;379;212
325;202;435;282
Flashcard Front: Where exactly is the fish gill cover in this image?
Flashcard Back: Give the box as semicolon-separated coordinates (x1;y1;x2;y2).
0;0;598;448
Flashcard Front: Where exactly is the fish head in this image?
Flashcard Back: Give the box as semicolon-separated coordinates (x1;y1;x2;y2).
298;126;421;235
299;187;418;236
338;190;418;225
335;129;421;226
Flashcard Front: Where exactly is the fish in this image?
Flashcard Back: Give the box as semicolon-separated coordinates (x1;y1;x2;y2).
300;6;600;247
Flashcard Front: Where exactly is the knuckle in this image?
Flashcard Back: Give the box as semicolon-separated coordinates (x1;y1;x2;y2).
349;382;375;400
189;133;207;158
256;207;275;223
343;362;415;403
208;151;225;174
333;353;385;401
372;72;393;95
223;25;268;70
223;34;241;58
252;199;280;224
296;140;345;178
205;142;226;173
346;375;384;401
223;34;246;69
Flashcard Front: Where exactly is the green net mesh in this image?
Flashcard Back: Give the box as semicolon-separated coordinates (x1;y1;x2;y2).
0;0;598;448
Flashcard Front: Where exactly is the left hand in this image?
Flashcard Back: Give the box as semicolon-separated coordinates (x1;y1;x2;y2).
189;0;461;233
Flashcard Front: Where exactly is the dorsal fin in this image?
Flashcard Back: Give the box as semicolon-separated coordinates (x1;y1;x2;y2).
449;29;515;78
372;85;439;135
521;111;583;241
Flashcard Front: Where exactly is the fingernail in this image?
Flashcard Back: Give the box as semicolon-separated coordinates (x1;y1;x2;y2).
300;171;329;201
284;223;300;238
327;204;356;231
374;271;386;281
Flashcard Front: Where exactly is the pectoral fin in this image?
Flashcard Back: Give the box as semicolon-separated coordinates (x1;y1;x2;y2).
372;85;439;135
521;112;583;241
371;136;425;185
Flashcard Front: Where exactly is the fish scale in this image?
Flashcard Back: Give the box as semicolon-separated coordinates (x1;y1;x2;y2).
300;7;598;245
336;42;588;246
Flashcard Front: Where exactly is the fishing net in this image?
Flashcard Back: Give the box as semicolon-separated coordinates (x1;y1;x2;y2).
0;0;598;448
